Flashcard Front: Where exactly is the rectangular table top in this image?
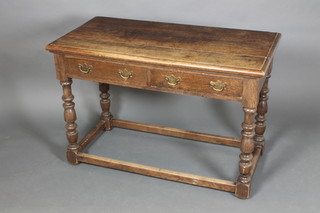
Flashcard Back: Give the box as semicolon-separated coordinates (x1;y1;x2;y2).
46;16;280;77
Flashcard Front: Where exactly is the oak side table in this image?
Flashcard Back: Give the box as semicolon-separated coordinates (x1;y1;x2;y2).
45;17;281;199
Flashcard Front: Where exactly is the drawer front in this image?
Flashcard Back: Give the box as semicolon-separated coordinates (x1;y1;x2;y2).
149;71;243;99
65;57;148;87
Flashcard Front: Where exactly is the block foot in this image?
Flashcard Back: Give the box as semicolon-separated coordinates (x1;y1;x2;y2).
235;182;251;199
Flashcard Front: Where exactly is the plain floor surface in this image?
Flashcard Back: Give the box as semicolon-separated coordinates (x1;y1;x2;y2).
1;1;320;212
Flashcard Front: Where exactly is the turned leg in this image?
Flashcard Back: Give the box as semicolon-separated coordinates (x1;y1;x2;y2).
235;107;256;199
99;83;112;130
255;63;272;154
61;79;79;165
255;76;270;154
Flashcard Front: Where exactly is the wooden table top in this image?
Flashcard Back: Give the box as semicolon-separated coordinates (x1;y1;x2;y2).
46;16;280;77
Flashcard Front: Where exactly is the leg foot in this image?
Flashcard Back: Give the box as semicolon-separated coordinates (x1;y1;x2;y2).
66;149;79;165
235;182;251;199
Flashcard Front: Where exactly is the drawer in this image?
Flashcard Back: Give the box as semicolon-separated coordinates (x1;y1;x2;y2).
149;71;243;99
65;57;148;87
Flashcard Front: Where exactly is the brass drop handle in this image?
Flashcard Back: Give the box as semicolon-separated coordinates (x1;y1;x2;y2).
210;80;227;92
78;63;93;74
165;75;181;86
118;69;133;80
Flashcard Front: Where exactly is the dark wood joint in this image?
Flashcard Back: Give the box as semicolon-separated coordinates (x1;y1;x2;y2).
235;182;251;199
66;149;79;165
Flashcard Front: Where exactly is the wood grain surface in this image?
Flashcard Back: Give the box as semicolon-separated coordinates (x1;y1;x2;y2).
46;17;280;77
